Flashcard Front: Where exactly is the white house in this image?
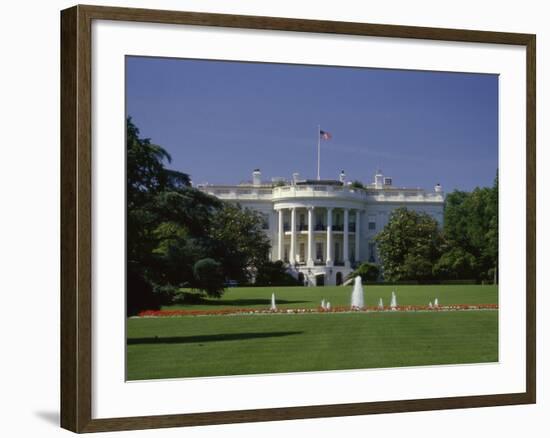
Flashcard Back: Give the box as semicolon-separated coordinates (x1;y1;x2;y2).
198;169;444;286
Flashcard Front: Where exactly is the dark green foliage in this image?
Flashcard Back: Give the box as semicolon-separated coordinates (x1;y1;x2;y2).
127;262;162;316
433;247;478;280
126;117;271;312
192;258;225;297
375;173;498;283
440;174;498;282
375;208;443;282
350;180;364;189
348;262;380;282
208;203;271;284
255;261;301;286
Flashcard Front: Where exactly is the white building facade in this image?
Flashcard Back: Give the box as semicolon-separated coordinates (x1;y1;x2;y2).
199;169;445;286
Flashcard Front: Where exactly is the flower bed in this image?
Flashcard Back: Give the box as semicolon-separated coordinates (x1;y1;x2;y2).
137;303;498;318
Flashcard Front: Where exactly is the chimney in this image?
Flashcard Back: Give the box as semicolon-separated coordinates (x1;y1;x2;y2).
252;169;261;186
292;172;300;184
339;170;346;184
374;169;384;189
434;183;443;193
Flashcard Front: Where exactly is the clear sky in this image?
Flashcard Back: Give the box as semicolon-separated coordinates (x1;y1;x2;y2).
126;56;498;192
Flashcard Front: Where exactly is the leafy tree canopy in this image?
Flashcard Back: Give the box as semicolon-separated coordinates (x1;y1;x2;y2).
375;208;443;282
126;117;271;313
441;173;498;281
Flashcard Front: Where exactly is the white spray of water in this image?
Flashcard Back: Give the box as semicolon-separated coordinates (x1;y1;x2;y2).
390;291;397;310
351;276;364;309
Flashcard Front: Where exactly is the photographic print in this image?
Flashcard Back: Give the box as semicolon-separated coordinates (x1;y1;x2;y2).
125;56;499;381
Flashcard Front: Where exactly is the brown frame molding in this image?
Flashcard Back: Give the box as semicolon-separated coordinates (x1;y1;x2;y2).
60;4;536;433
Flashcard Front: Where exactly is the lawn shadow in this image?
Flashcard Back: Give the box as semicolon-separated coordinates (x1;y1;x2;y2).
127;331;303;345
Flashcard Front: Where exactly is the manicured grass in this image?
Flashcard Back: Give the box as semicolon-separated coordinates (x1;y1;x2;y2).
128;284;498;380
162;284;498;311
127;310;498;380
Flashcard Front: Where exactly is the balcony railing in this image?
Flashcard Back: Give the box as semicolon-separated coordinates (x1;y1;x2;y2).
271;184;445;203
282;223;357;232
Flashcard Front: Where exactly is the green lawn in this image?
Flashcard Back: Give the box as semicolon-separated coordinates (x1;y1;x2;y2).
127;311;498;380
127;285;498;381
162;284;498;311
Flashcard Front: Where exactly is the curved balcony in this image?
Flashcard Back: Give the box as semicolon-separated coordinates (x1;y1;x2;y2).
272;184;444;204
272;184;364;202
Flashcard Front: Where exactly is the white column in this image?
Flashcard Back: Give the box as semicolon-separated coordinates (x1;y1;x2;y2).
290;207;296;264
355;209;361;263
277;209;284;261
343;208;350;268
326;207;333;266
307;206;314;266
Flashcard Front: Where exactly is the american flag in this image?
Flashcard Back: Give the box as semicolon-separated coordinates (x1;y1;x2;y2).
320;129;332;140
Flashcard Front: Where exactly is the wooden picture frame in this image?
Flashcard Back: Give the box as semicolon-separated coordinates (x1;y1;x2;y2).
60;4;536;433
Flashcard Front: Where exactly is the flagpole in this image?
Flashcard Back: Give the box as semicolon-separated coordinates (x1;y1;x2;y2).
317;124;321;180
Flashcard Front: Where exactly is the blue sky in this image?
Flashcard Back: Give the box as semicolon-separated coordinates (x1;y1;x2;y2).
126;56;498;192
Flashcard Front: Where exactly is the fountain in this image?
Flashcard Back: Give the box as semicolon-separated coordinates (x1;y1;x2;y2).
326;301;331;311
390;291;397;310
428;301;433;309
270;293;277;311
378;298;384;310
350;276;364;309
321;299;326;310
434;298;439;308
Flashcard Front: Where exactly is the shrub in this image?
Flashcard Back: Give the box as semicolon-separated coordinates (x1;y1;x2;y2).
254;260;301;286
348;262;380;282
192;258;225;298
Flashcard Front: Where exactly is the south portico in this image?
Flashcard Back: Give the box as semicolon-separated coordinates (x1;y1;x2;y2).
274;202;364;286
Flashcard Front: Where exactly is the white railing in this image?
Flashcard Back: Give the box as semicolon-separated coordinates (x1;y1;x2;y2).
202;185;445;203
203;188;273;200
272;185;444;203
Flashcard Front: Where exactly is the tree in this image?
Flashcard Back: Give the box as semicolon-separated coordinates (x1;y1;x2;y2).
207;203;271;284
439;173;498;282
192;258;225;297
432;246;478;280
126;117;276;313
375;208;443;282
126;118;229;312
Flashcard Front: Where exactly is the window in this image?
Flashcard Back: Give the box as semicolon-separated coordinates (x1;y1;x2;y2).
368;221;376;230
299;243;305;262
299;213;307;231
316;242;323;261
